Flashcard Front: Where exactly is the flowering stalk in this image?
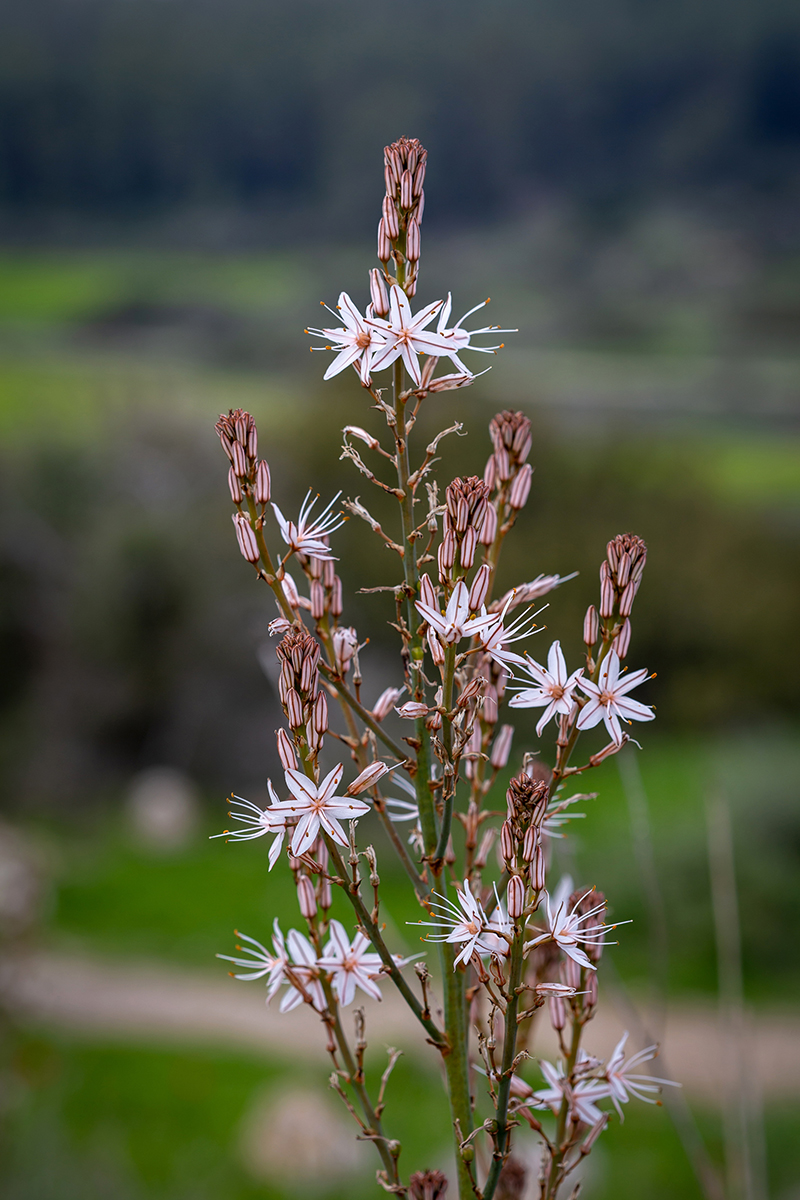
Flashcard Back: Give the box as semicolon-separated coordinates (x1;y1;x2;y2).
209;137;674;1200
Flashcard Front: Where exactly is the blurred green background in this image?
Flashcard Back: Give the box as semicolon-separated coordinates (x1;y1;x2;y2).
0;2;799;1198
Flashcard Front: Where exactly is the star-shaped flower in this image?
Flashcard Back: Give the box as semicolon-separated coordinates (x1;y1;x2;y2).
433;293;517;375
509;641;584;735
576;651;655;745
306;292;387;386
530;1058;609;1127
269;765;370;857
526;876;627;970
316;919;385;1006
366;286;453;386
217;921;288;1002
415;580;496;646
210;781;287;869
272;490;345;561
412;881;499;968
603;1032;680;1119
474;597;541;671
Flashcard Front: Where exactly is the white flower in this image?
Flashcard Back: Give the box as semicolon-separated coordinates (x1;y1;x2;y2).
415;580;496;646
576;651;655;745
270;765;370;857
526;875;626;970
271;490;345;561
509;640;584;735
366;286;453;386
603;1032;680;1119
217;921;288;1003
316;920;385;1006
531;1058;609;1126
541;792;590;839
210;781;287;869
281;928;327;1013
492;573;578;612
412;881;498;968
306;292;387;385
475;597;541;671
433;293;517;375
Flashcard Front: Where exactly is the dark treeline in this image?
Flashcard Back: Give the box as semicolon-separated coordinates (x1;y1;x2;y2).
1;0;800;232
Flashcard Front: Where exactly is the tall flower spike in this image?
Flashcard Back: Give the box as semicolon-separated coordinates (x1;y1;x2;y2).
576;650;655;745
272;490;345;561
306;292;387;386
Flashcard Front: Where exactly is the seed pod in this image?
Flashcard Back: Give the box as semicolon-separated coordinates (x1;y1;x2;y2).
255;459;271;504
297;874;317;919
490;723;514;769
369;269;389;317
406;217;420;262
507;874;526;918
232;513;259;563
228;467;243;504
583;604;599;647
468;564;491;612
509;463;533;510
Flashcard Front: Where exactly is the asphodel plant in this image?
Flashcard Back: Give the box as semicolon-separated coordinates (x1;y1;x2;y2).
212;138;677;1200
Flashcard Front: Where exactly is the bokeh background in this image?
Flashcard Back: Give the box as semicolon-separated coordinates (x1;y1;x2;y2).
0;1;799;1197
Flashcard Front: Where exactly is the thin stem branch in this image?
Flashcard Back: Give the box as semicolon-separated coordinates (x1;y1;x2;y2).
482;921;526;1200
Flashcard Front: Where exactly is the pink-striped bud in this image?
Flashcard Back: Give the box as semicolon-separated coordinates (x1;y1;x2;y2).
406;218;420;262
419;573;437;609
396;700;429;719
382;195;399;240
440;529;456;569
427;629;445;665
300;652;319;696
416;190;425;224
385;147;401;187
522;824;538;863
319;876;332;911
479;504;497;546
247;424;258;458
460;525;477;569
218;432;235;463
346;760;389;796
507;874;526;918
549;994;566;1032
532;844;546;891
323;558;336;588
276;729;298;771
310;580;325;620
232;513;259;563
457;676;484;709
228;467;243;504
286;688;304;729
306;720;323;751
372;687;403;722
563;956;581;990
619;580;636;617
606;539;619;571
514;428;532;463
583;604;599;647
474;829;496;870
281;573;301;610
400;169;413;209
405;274;417;298
483;684;498;725
508;463;533;510
333;626;358;676
312;690;328;735
585;971;598;1008
495;447;510;481
297;874;317;919
490;724;514;769
500;820;515;867
599;577;615;618
369;269;390;317
378;219;391;263
413;159;426;197
455;496;470;534
330;576;343;617
614;617;631;659
483;454;497;491
384;164;395;197
231;440;247;479
468;564;491;612
616;550;632;588
255;460;271;504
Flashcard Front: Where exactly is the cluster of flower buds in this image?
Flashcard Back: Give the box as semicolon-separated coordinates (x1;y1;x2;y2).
584;532;647;661
216;408;272;508
484;410;533;511
276;628;328;754
408;1169;448;1200
440;476;490;580
379;137;427;296
501;772;549;895
303;546;344;622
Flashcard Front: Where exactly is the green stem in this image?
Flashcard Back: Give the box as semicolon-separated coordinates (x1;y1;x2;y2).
440;942;475;1200
434;643;458;864
542;1014;584;1199
244;497;297;625
482;922;526;1200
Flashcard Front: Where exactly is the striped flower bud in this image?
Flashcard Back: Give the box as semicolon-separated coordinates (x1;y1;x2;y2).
500;820;515;868
440;529;456;570
232;513;259;563
460;525;477;569
495;447;510;482
583;604;599;647
490;724;514;769
483;454;497;491
614;617;631;659
508;463;533;510
228;467;243;504
346;760;390;796
507;874;526;918
276;728;298;771
428;628;445;666
532;844;546;891
406;217;420;262
312;690;328;736
469;564;491;612
333;626;358;675
413;159;426;197
474;829;496;871
231;440;247;479
400;169;413;209
479;503;497;546
549;994;566;1032
310;580;325;620
405;274;417;298
297;874;317;919
482;684;498;725
419;573;437;610
323;558;336;588
617;550;632;588
599;577;615;618
378;219;392;263
369;269;390;317
416;190;425;224
382;195;399;240
371;687;403;721
619;580;636;617
281;573;301;610
457;676;484;709
285;688;304;729
255;460;271;504
522;824;538;863
330;576;343;617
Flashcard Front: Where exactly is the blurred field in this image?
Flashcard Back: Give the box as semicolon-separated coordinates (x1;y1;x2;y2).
0;237;799;1198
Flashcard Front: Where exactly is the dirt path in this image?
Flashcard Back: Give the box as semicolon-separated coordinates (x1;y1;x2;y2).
1;948;798;1102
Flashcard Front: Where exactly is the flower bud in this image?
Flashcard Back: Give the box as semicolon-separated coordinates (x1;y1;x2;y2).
563;956;582;990
419;573;437;610
468;564;491;612
585;970;599;1008
483;454;497;491
482;685;498;724
599;578;615;618
312;690;328;735
309;580;325;620
507;873;526;918
382;195;399;240
460;525;477;569
413;159;426;197
616;550;631;588
474;829;496;871
276;728;298;771
427;628;445;665
297;874;317;919
369;269;390;317
619;580;636;617
522;824;538;863
490;724;514;769
583;605;599;647
255;460;271;504
416;190;425;224
440;529;456;570
396;700;429;719
457;676;484;709
232;513;259;563
549;994;566;1032
400;169;413;209
281;573;301;610
500;820;515;867
372;687;403;722
323;558;336;588
228;467;243;504
330;576;343;617
231;440;247;479
495;447;510;482
285;689;304;729
614;617;631;659
346;760;389;796
479;503;497;546
333;626;358;675
406;218;420;262
508;463;533;510
532;844;546;891
378;218;391;263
